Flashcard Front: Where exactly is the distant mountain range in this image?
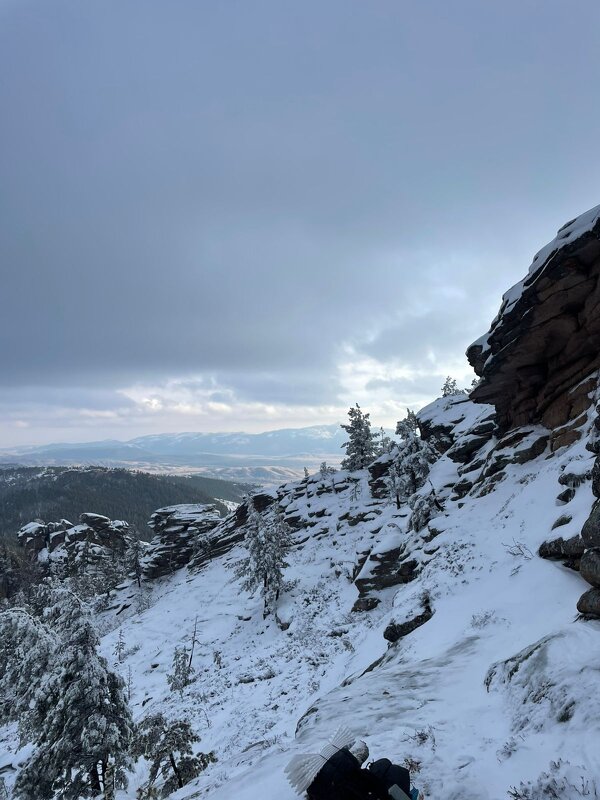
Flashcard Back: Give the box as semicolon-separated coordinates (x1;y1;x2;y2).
0;425;370;482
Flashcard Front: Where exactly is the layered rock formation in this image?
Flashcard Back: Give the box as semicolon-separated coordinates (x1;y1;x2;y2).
469;203;600;618
143;504;222;579
574;404;600;617
18;513;131;561
467;204;600;450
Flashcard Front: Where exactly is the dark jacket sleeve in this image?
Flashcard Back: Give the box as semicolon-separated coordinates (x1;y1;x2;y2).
368;758;411;795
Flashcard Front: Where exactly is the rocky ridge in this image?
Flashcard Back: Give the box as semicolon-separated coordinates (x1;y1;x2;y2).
18;513;132;564
142;504;223;580
467;204;600;444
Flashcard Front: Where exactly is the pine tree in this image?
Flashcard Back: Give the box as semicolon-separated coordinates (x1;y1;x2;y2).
125;531;144;588
319;462;336;491
13;593;134;800
409;491;442;531
113;628;126;664
390;410;438;503
340;404;377;470
127;665;133;703
234;498;292;618
261;506;293;618
166;645;195;696
395;408;419;440
133;713;216;798
383;463;402;509
0;607;54;733
441;376;467;397
377;427;393;455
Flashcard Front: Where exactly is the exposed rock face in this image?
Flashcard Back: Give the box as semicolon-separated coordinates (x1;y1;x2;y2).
143;504;222;580
539;534;585;563
580;549;600;589
581;501;600;549
467;205;600;440
383;594;433;643
467;205;600;617
18;514;130;560
577;588;600;617
354;549;418;596
417;395;496;455
368;452;395;500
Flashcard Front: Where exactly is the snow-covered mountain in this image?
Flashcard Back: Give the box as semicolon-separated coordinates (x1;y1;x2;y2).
0;425;355;483
3;205;600;799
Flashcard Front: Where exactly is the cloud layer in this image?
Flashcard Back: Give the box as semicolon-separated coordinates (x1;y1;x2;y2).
2;1;600;444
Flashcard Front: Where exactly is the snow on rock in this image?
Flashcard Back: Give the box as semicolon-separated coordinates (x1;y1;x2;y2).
17;514;130;562
467;204;600;435
143;504;223;580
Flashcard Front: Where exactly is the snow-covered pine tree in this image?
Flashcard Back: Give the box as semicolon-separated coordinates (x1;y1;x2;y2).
166;645;195;696
340;404;377;471
0;607;53;734
113;627;126;664
14;591;134;800
319;461;336;492
261;506;293;618
133;713;216;798
395;408;419;440
0;542;22;603
392;409;438;501
234;495;266;597
408;490;442;531
441;376;467;397
383;463;402;509
125;531;144;588
377;426;393;455
234;497;292;618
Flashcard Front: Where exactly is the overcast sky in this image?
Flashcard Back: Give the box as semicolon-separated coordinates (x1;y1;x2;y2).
2;0;600;446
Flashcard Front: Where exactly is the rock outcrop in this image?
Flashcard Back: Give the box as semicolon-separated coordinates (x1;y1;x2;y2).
469;204;600;618
18;514;131;560
467;204;600;446
143;504;222;580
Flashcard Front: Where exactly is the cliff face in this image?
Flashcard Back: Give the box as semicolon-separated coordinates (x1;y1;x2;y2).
467;204;600;449
468;203;600;620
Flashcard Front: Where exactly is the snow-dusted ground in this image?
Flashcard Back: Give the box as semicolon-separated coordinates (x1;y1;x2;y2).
2;398;600;799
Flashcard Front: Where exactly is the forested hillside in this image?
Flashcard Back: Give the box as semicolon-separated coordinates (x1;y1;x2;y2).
0;467;252;541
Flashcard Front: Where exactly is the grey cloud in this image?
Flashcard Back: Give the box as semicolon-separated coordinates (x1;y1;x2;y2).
0;386;137;414
365;374;448;398
215;372;344;407
1;0;600;431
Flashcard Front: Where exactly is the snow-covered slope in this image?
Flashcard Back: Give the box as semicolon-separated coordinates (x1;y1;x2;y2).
2;394;599;799
67;400;600;795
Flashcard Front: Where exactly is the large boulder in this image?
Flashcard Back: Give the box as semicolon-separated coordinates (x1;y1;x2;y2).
580;548;600;589
581;501;600;549
539;534;585;563
384;594;433;643
17;521;50;555
467;205;600;434
577;587;600;617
